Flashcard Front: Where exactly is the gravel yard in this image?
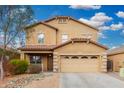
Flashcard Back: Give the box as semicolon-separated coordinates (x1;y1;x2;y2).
25;72;59;88
0;72;59;88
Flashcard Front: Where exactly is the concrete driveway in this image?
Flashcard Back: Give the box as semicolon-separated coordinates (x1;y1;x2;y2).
60;73;124;88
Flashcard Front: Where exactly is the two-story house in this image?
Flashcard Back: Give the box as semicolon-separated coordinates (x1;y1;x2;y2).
19;16;108;72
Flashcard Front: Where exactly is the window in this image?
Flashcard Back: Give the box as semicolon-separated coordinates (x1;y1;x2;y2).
91;56;97;59
58;18;67;24
64;56;69;59
71;56;79;59
62;34;68;43
30;56;41;64
38;33;44;44
81;56;88;59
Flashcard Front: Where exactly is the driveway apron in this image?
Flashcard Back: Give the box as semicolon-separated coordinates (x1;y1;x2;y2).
60;73;124;88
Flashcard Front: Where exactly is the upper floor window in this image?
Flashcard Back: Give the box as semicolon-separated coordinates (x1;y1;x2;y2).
58;18;67;24
38;33;44;44
62;34;68;43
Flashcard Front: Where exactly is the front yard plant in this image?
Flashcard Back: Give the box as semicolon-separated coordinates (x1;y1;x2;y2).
9;59;29;75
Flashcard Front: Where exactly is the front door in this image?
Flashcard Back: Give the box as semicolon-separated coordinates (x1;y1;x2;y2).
47;55;53;71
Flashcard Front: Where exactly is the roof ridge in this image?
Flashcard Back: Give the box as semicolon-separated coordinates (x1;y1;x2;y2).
53;38;108;50
44;16;99;31
25;21;58;30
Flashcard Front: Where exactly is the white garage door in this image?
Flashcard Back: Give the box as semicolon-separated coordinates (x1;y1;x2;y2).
60;55;99;72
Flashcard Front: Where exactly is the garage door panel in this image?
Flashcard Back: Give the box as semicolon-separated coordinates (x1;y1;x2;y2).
60;55;99;72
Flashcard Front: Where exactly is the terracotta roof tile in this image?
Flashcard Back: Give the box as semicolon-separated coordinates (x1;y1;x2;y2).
53;38;108;50
25;22;58;31
44;16;99;31
107;45;124;56
19;38;108;51
18;45;56;51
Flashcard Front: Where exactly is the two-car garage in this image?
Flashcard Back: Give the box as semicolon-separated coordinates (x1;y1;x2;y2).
53;39;108;72
60;55;100;72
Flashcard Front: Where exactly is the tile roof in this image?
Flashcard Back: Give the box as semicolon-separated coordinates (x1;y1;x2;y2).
25;22;58;31
107;45;124;56
44;16;99;31
53;38;108;50
18;45;56;51
19;38;108;51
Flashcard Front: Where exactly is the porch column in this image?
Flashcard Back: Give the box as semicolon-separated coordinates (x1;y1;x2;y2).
53;52;59;72
25;54;30;63
100;53;107;72
20;52;25;60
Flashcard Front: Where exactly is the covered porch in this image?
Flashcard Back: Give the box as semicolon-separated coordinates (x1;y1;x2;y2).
20;51;53;72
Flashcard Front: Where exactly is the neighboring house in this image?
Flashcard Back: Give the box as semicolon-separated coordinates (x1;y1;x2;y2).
19;16;108;72
107;45;124;72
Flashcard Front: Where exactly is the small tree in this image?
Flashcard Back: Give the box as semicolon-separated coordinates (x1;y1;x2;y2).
0;5;34;80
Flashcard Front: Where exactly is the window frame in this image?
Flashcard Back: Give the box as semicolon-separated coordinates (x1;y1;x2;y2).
61;34;68;43
71;56;79;59
64;56;70;59
81;56;88;59
58;18;67;24
37;33;45;44
91;56;98;59
30;55;42;64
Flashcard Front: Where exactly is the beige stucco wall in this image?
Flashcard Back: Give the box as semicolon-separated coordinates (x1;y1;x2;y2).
25;18;98;46
108;53;124;71
46;19;98;44
26;24;57;45
54;42;106;54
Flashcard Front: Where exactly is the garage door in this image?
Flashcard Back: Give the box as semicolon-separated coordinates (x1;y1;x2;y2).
60;55;99;72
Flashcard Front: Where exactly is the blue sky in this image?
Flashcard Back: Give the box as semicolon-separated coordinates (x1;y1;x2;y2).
32;5;124;49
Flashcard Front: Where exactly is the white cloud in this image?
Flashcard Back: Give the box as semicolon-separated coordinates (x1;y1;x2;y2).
116;11;124;18
98;26;110;31
98;32;107;39
79;18;103;27
69;5;101;10
91;13;112;22
79;12;112;31
111;46;117;49
120;30;124;36
110;22;124;30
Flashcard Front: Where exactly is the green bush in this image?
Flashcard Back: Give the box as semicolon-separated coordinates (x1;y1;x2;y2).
10;59;29;75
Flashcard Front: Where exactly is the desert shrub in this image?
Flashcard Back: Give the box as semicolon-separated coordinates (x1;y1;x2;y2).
9;59;29;75
28;64;42;74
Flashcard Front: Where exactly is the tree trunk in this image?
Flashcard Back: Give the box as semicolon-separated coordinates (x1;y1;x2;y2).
0;55;4;80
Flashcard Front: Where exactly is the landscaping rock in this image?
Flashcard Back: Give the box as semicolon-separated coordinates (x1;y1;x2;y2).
4;73;44;88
